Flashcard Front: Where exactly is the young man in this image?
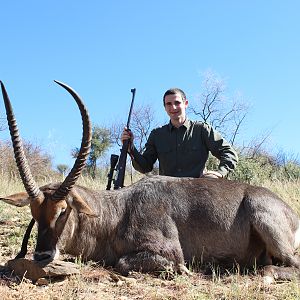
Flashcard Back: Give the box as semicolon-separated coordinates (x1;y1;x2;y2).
121;88;238;178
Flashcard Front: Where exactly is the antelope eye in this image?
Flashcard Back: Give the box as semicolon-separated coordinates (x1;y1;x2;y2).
59;208;67;217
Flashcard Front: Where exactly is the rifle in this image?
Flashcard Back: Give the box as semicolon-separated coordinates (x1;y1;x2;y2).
106;88;136;190
106;154;119;190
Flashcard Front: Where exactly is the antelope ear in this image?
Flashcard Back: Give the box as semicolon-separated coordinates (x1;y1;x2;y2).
68;190;97;217
0;192;30;207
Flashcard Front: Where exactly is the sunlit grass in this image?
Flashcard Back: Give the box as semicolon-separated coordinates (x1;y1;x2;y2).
263;178;300;214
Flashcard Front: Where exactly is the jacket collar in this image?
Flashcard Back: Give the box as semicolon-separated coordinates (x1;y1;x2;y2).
168;118;190;131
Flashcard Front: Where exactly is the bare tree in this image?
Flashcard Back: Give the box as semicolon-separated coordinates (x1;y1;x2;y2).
189;71;249;145
0;139;53;180
110;104;157;152
0;115;6;131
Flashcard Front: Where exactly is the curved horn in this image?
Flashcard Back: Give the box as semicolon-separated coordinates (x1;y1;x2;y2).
0;81;42;199
52;81;92;201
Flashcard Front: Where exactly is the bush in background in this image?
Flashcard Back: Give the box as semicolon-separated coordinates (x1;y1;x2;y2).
207;148;300;185
0;140;55;183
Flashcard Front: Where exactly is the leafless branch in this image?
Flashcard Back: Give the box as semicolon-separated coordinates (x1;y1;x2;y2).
110;104;157;152
189;71;249;145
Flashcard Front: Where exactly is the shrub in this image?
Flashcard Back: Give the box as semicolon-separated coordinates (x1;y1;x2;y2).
0;140;55;182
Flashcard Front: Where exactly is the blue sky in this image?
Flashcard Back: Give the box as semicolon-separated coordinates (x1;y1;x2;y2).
1;1;300;167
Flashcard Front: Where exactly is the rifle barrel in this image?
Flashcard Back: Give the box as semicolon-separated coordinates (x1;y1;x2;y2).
113;88;136;189
126;88;136;128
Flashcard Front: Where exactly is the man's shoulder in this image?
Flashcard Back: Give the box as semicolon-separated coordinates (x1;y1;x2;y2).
188;120;208;129
189;119;204;126
151;123;170;134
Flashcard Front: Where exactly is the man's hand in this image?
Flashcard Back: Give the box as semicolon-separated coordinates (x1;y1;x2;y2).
121;127;134;153
201;170;223;179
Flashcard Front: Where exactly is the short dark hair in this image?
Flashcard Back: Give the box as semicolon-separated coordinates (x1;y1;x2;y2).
163;88;186;105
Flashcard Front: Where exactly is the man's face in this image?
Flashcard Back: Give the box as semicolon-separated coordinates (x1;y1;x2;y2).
164;93;188;122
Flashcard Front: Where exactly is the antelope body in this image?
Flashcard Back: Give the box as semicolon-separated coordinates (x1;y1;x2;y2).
37;177;300;277
1;81;300;280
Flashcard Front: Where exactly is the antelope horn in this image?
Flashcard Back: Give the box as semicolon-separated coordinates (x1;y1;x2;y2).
52;81;92;201
0;81;42;199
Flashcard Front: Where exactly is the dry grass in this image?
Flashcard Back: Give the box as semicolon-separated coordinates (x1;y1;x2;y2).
1;177;300;299
263;179;300;214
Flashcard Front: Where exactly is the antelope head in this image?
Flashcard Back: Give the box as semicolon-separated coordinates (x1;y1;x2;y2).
0;81;93;262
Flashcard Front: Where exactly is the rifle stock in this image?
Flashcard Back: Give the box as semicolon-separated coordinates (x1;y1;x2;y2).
113;139;130;189
106;154;119;190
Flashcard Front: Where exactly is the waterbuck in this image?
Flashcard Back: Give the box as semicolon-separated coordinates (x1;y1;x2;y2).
1;81;300;281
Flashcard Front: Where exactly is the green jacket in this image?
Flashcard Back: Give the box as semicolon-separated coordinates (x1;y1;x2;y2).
131;119;238;178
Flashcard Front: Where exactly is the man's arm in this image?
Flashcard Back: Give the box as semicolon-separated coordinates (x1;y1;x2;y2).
121;128;158;174
202;123;238;177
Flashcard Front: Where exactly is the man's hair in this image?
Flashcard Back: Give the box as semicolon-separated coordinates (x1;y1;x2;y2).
163;88;186;105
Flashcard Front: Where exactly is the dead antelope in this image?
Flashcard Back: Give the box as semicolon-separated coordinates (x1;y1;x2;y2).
1;81;300;281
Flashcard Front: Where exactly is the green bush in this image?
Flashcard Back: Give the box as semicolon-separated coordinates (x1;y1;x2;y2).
206;151;300;185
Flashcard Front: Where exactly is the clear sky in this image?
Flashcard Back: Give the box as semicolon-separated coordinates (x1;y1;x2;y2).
1;1;300;167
